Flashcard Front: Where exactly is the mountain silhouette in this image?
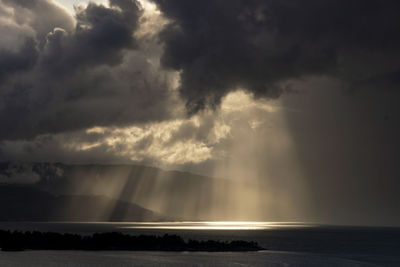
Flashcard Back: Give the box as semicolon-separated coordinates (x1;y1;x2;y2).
0;185;166;221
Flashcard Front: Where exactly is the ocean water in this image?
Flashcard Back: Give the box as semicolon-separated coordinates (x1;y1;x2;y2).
0;222;399;266
0;250;378;267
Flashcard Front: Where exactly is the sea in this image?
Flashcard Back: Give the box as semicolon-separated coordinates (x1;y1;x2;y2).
0;222;399;267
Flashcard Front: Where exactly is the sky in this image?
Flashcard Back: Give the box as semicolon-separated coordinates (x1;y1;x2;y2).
0;0;399;225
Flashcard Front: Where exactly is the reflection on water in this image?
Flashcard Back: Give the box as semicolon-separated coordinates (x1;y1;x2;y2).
119;221;314;230
0;221;399;266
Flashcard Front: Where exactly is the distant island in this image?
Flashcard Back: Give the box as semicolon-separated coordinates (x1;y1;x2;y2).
0;230;263;252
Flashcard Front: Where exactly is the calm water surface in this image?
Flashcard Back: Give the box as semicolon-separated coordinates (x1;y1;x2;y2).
0;222;399;266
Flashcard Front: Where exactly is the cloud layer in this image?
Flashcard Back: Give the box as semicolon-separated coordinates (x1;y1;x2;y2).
153;0;400;111
1;0;400;141
0;0;175;141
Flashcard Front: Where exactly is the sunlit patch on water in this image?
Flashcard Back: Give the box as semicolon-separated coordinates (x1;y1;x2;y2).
118;222;314;230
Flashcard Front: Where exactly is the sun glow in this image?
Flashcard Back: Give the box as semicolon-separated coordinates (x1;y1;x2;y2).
43;90;310;222
119;221;313;230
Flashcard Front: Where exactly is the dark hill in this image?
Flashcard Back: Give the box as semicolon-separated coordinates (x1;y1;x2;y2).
0;161;257;220
0;185;166;221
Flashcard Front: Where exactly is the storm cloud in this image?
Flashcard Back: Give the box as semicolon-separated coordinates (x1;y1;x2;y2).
153;0;400;112
0;0;174;141
2;0;400;141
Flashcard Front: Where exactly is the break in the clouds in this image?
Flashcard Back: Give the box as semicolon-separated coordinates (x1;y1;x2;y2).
154;0;400;111
0;91;274;166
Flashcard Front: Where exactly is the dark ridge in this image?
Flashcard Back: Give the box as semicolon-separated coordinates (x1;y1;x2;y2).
0;185;169;222
0;162;246;220
0;230;263;252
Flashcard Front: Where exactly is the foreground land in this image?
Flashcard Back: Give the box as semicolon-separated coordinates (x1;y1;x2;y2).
0;230;263;252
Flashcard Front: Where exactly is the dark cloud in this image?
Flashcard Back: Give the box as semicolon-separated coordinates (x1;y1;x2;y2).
3;0;399;141
153;0;400;112
0;0;174;141
42;0;141;72
0;38;38;80
0;0;73;79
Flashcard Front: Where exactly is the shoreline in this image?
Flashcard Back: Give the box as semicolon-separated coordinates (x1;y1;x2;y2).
0;230;264;252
